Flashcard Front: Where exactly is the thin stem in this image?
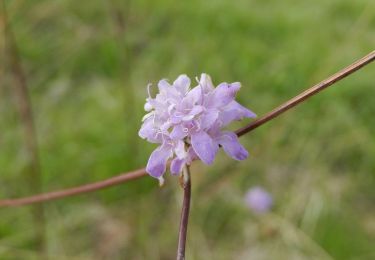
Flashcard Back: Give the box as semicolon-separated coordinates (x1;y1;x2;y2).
235;50;375;136
2;1;46;253
0;168;147;207
177;165;191;260
0;50;374;207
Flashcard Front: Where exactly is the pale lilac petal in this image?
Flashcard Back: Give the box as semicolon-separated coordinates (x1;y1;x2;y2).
168;104;176;114
182;114;195;121
181;105;203;121
170;115;182;124
219;110;237;126
199;73;214;93
217;132;248;160
139;117;159;142
170;158;185;175
220;101;256;126
191;131;218;164
170;125;188;140
234;102;257;118
141;112;153;122
200;109;218;129
229;82;241;92
173;74;190;95
187;146;198;163
138;121;152;139
189;105;203;116
209;82;239;108
146;97;161;111
144;102;153;111
185;86;202;104
158;79;171;93
157;80;180;103
227;101;257;118
146;145;172;178
160;121;172;132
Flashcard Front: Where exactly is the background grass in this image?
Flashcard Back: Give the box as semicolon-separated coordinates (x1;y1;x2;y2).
0;0;374;259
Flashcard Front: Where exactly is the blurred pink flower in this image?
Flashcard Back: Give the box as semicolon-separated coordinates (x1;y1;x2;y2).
245;186;273;213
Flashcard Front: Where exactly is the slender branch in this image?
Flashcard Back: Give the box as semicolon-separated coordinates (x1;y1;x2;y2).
235;50;375;137
0;168;147;207
0;50;374;208
177;165;191;260
2;1;47;252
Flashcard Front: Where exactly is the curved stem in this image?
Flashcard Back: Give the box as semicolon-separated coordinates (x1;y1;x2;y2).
177;165;191;260
0;168;147;207
2;0;46;252
0;50;373;207
235;50;375;137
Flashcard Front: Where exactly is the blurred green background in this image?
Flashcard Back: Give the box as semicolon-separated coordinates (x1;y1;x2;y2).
1;0;374;259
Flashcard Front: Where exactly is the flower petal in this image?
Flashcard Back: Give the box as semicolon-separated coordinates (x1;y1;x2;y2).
158;79;171;94
170;125;188;140
146;145;172;178
209;82;240;108
144;102;153;111
185;86;202;104
199;73;215;93
187;146;198;163
229;82;241;92
191;131;218;164
217;132;248;160
182;114;195;121
173;74;190;95
191;105;204;115
160;121;172;132
220;101;257;126
139;117;159;143
170;158;185;175
200;109;219;129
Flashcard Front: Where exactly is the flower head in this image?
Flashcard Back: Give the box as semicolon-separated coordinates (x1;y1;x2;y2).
245;186;273;213
139;73;256;179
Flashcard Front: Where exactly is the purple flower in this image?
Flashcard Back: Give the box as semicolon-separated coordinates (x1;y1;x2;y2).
245;187;273;213
139;73;256;179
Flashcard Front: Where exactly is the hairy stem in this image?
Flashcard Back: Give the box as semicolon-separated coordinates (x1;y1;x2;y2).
177;165;192;260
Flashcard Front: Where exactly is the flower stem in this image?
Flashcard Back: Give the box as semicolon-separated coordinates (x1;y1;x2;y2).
177;165;191;260
0;51;373;208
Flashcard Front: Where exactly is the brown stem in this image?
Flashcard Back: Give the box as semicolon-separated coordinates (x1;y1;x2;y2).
177;165;191;260
0;50;374;207
0;168;147;207
235;50;375;137
2;1;46;253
